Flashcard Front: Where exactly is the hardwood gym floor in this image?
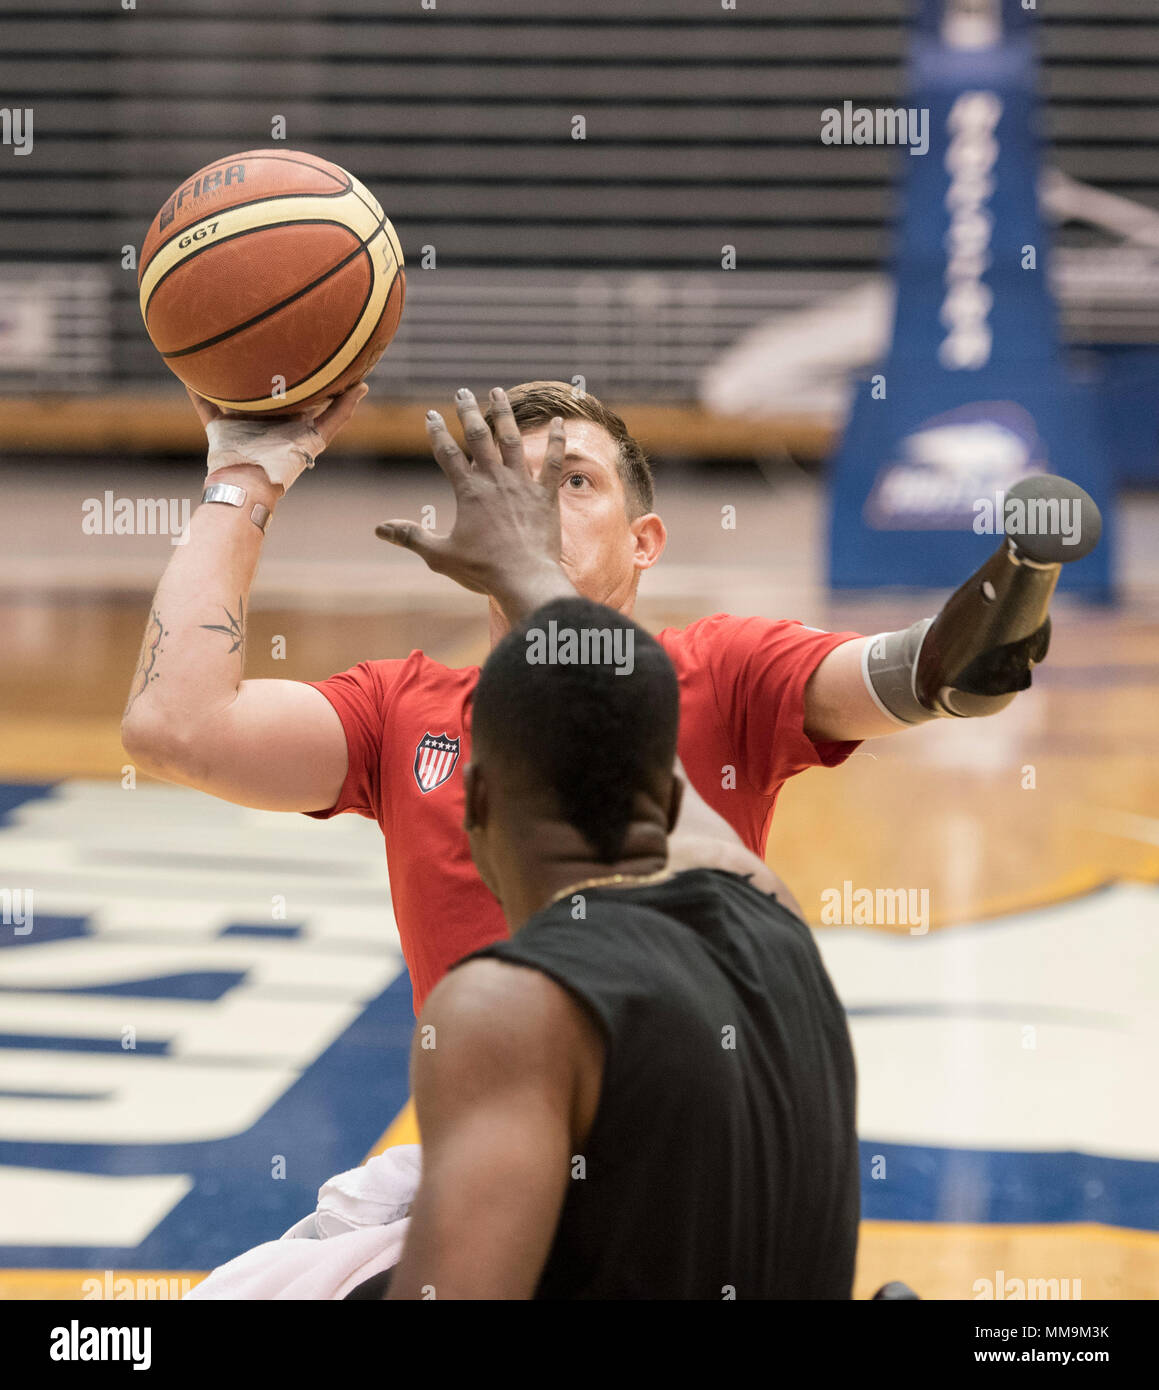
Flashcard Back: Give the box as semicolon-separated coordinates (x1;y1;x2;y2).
2;461;1156;1299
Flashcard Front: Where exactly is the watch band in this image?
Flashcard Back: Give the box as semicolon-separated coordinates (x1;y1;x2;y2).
201;483;272;533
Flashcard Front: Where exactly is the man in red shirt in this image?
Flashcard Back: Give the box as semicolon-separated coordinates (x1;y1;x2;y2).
123;380;1075;1013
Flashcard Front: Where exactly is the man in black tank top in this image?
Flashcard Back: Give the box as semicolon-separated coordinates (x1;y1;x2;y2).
384;596;859;1300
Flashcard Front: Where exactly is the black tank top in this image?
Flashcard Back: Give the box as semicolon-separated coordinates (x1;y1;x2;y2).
462;868;859;1300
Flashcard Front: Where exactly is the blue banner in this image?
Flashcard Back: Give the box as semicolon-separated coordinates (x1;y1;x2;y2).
827;6;1115;599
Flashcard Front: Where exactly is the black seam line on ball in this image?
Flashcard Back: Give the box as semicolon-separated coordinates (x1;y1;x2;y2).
158;212;390;359
144;190;381;325
207;257;402;402
145;217;354;325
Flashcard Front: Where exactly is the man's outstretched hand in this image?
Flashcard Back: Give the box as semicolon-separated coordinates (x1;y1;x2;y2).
376;386;576;621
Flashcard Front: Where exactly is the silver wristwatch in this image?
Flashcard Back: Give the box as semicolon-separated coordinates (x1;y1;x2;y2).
201;482;272;533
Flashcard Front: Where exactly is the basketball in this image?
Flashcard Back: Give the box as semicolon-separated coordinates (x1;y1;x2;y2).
138;149;405;416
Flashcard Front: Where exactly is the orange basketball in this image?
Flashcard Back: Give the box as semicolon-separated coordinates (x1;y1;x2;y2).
138;149;405;416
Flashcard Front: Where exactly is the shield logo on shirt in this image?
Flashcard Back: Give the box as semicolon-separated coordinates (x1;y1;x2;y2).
413;732;461;794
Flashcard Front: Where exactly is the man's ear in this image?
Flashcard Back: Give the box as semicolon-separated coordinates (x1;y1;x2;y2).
665;772;684;835
630;512;667;573
462;762;487;833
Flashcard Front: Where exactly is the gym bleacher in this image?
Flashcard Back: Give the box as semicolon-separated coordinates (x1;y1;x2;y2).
1;0;1158;462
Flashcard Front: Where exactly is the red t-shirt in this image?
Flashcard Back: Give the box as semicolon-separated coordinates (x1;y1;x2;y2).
305;613;861;1014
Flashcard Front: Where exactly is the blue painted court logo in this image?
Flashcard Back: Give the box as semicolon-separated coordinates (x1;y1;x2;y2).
4;781;1157;1280
413;733;460;794
0;781;412;1273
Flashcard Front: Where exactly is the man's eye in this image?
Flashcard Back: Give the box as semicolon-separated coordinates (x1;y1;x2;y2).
564;473;589;490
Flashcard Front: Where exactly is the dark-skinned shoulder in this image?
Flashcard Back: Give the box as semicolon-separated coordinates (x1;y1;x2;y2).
414;956;605;1141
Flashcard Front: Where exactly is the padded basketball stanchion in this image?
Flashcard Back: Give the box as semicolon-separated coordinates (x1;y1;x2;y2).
827;0;1115;600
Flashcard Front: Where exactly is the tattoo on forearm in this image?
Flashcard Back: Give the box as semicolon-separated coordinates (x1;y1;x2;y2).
126;608;168;711
200;596;246;658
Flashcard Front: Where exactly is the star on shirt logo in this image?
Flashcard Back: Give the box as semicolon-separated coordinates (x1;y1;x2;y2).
413;732;461;793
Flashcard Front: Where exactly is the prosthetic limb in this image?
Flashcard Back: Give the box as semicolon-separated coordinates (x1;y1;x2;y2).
863;474;1103;723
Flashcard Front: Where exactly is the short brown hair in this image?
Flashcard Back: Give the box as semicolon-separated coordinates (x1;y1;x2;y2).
483;381;654;517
